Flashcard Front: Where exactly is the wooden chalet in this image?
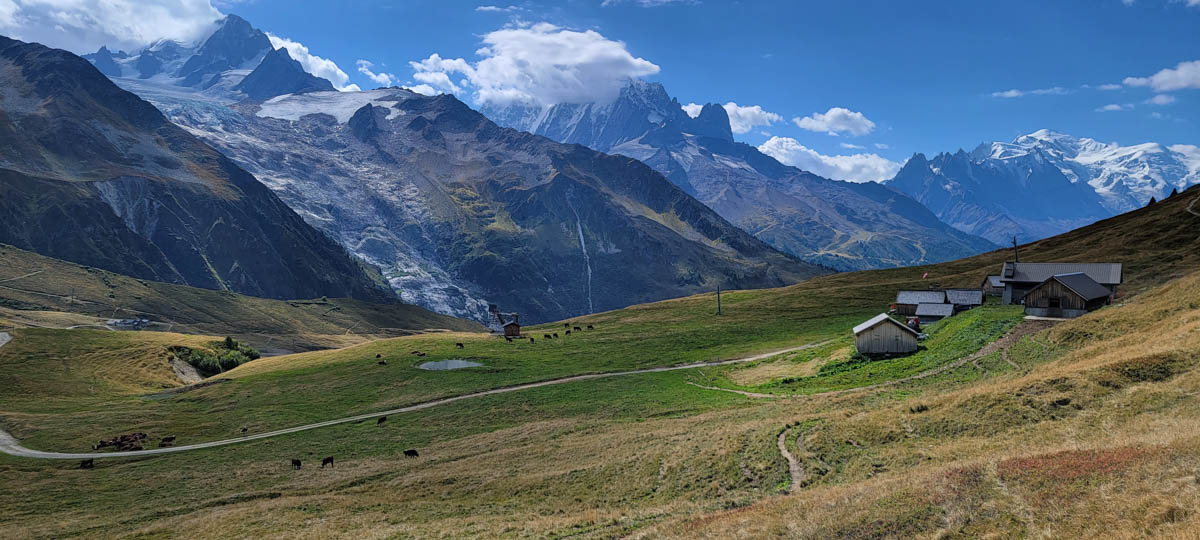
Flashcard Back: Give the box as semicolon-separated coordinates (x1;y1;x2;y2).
894;290;947;316
1022;272;1114;318
998;262;1121;305
853;313;919;355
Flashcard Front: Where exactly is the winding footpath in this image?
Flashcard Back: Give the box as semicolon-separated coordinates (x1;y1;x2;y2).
0;341;830;460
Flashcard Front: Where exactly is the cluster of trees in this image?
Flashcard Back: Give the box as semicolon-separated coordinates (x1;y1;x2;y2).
170;336;261;377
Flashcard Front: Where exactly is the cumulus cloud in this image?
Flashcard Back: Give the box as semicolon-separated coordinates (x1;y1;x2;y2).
404;84;438;96
0;0;221;53
1145;94;1176;105
840;142;864;150
793;107;876;136
268;34;359;91
874;143;889;150
1098;83;1123;90
1124;59;1200;92
356;59;396;88
681;103;703;118
1095;103;1133;112
408;22;660;106
757;136;901;183
989;86;1070;98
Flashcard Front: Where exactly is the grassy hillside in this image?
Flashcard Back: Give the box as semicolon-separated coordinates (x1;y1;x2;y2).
0;243;483;351
0;186;1196;537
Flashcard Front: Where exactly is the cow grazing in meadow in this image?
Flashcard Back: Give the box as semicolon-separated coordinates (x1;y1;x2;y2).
564;323;570;328
573;326;582;332
241;427;248;435
529;337;535;343
456;342;464;349
158;436;175;447
291;459;302;470
377;360;387;366
322;456;335;468
377;416;387;425
552;333;558;338
587;325;594;330
404;449;419;458
543;334;552;340
417;352;426;357
565;330;571;335
505;336;512;342
79;459;94;469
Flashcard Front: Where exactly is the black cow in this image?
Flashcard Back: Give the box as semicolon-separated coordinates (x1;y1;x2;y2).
573;326;582;331
376;353;382;358
377;416;387;425
543;334;552;340
587;324;594;330
417;352;426;357
529;337;535;343
564;323;570;328
505;336;512;342
455;342;464;349
377;360;387;366
241;427;248;435
291;459;302;470
565;330;571;335
158;436;175;447
552;333;558;338
321;456;335;468
403;449;419;458
79;459;94;469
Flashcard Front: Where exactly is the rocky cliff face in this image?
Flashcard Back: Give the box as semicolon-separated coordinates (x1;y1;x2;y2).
0;35;394;302
484;80;996;271
134;87;824;323
234;47;334;101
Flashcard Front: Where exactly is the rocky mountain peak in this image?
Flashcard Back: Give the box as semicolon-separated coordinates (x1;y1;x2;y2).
233;46;334;101
177;13;272;87
692;103;733;141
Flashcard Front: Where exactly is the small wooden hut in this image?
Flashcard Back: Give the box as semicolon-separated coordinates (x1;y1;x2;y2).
503;320;521;337
1022;272;1113;318
853;313;919;355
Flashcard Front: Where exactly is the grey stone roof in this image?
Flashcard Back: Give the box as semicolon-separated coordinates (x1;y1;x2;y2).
915;303;955;317
896;290;947;305
1000;262;1122;285
853;313;919;336
946;289;984;306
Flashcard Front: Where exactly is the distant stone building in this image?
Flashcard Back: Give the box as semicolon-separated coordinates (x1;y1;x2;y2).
894;290;947;316
998;262;1122;305
853;313;919;355
915;303;955;324
945;289;985;312
1023;272;1114;318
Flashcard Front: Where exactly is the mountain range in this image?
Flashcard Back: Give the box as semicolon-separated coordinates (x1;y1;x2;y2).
0;35;392;302
887;129;1200;244
482;80;998;271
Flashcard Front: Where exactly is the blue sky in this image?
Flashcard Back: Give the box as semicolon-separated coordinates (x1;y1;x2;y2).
3;0;1198;181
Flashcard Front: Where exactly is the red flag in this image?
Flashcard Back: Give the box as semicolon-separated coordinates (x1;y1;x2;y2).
922;272;929;279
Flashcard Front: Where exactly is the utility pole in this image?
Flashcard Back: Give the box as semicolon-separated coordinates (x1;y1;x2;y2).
715;283;722;316
1012;235;1019;262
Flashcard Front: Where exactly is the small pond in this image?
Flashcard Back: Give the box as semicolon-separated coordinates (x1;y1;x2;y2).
418;359;483;371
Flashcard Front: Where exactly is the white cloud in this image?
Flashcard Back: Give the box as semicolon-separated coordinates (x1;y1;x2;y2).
989;86;1070;98
840;142;864;150
757;136;901;183
475;4;520;12
793;107;876;136
1124;60;1200;92
1095;103;1133;112
683;101;781;134
601;0;695;6
404;84;438;96
1145;94;1176;105
356;59;396;88
720;102;782;134
1098;83;1122;90
408;22;660;106
268;34;359;91
874;143;889;150
0;0;221;53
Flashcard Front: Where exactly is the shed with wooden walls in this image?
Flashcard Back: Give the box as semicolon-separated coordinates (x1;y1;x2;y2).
853;313;920;355
1022;272;1113;318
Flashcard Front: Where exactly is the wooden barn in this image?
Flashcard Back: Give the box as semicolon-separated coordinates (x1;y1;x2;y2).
946;289;985;312
503;320;521;337
997;262;1121;305
894;290;947;316
1022;272;1113;318
854;313;919;355
915;302;955;324
981;275;1004;296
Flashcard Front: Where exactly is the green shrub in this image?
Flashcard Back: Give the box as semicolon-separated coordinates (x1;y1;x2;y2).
169;338;260;378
